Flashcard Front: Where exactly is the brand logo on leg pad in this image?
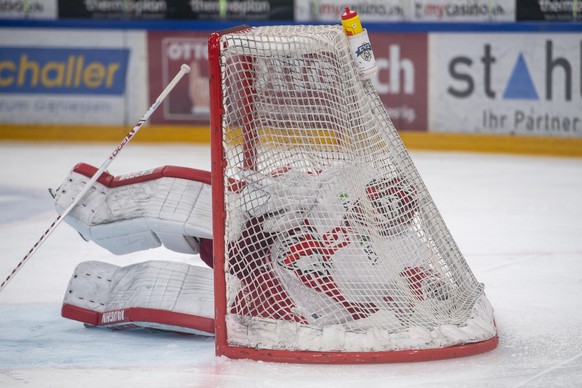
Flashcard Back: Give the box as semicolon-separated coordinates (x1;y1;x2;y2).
101;309;125;324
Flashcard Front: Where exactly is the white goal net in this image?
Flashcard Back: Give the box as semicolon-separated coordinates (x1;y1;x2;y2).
209;25;497;363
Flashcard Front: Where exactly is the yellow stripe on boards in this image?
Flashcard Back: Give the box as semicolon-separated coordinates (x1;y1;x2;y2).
399;132;582;158
1;124;581;158
0;124;211;143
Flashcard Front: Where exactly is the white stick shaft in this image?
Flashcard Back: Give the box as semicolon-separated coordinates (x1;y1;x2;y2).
0;64;191;293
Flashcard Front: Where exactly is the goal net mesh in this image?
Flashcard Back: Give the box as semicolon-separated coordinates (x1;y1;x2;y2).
211;25;496;355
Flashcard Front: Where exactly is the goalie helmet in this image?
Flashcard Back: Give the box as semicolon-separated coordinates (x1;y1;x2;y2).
352;176;418;236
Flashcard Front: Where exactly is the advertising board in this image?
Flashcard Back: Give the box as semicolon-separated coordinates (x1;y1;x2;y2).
0;0;57;19
295;0;515;22
146;30;429;131
58;0;293;20
187;0;293;19
0;29;145;125
516;0;582;21
295;0;405;22
147;31;210;125
369;33;428;131
430;33;582;137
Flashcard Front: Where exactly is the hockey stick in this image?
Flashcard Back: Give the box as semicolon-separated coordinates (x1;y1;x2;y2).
0;64;191;293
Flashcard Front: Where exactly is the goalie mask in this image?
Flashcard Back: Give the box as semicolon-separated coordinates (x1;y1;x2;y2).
351;177;418;236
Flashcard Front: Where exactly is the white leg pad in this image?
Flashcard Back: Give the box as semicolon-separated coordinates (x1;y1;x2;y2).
62;260;215;336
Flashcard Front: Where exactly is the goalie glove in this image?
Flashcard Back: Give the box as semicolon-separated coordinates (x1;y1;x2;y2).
52;163;213;256
230;167;327;234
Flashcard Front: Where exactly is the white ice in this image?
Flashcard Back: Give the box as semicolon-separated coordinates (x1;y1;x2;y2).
1;142;581;388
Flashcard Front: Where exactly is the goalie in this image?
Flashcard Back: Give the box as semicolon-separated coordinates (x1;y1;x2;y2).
53;161;449;336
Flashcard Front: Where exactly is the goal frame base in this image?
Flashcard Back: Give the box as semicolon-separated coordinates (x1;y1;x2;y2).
217;335;498;364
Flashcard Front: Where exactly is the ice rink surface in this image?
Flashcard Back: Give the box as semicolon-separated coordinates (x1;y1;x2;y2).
0;142;581;388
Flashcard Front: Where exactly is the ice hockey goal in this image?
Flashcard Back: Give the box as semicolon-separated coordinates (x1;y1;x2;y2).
208;25;498;363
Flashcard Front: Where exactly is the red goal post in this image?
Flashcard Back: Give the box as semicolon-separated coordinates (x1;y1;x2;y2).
208;25;498;364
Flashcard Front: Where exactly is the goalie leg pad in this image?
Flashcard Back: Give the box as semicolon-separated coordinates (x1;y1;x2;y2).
53;163;213;256
62;260;215;336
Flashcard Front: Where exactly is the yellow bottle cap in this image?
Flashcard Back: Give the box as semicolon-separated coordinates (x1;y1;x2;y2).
341;7;363;36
